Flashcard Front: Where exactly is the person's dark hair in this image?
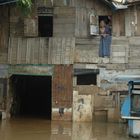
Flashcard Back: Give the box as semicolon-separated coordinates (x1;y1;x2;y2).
104;19;109;25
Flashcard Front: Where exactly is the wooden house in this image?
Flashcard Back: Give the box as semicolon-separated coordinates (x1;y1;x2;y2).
0;0;140;122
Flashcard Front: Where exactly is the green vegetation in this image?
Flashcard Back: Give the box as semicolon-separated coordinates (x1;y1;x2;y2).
17;0;32;15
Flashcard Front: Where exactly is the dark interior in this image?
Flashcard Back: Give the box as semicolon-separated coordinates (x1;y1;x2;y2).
99;16;112;33
77;73;97;85
10;75;52;119
38;16;53;37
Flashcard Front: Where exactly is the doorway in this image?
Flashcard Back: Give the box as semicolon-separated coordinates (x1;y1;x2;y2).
10;75;52;119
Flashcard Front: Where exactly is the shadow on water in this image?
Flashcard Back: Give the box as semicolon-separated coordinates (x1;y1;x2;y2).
0;118;137;140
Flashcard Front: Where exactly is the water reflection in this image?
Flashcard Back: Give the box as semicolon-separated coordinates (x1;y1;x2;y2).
0;118;136;140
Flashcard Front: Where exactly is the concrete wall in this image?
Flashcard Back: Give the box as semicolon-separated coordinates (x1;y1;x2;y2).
73;90;93;122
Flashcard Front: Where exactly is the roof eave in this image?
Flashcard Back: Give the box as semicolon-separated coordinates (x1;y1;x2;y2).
0;0;17;6
101;0;128;11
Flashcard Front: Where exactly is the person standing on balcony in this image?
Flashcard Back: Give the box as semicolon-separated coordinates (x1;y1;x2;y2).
99;19;112;57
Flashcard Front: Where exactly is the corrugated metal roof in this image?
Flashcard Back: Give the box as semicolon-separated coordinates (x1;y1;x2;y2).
0;0;17;5
113;0;126;3
127;0;140;3
126;0;140;5
101;0;128;10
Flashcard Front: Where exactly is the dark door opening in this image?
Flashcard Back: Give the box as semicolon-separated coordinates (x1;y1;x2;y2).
10;75;52;119
38;16;53;37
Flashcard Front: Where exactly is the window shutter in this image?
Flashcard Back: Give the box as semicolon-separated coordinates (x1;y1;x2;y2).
89;12;99;35
24;18;38;37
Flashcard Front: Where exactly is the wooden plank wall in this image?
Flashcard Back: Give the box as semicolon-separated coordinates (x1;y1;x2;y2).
10;4;37;37
48;37;75;64
75;38;100;63
75;8;89;37
125;5;140;36
8;37;75;64
8;37;131;66
112;11;125;36
125;8;132;36
110;37;129;64
74;37;129;64
53;0;71;6
135;5;140;36
10;6;24;37
53;7;75;37
127;37;140;68
8;38;49;64
24;18;38;37
36;0;52;7
0;6;9;64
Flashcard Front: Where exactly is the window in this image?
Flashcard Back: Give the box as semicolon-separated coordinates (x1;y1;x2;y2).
99;16;112;57
74;69;99;85
38;16;53;37
90;12;99;35
99;16;112;35
77;73;97;85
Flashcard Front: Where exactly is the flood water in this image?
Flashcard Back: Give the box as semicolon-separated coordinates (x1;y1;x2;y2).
0;118;137;140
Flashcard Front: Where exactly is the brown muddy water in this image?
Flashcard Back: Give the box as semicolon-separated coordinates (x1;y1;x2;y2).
0;118;137;140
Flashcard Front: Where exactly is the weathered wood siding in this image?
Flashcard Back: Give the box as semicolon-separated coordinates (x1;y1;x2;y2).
8;36;138;67
127;37;140;68
53;7;75;37
53;0;73;6
10;4;37;37
36;0;52;7
75;8;89;37
24;18;38;37
110;37;129;64
112;11;125;36
52;65;73;120
8;37;75;64
0;6;9;64
135;5;140;36
8;38;49;64
10;6;24;37
74;37;129;65
75;38;100;63
48;37;75;64
125;5;140;36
